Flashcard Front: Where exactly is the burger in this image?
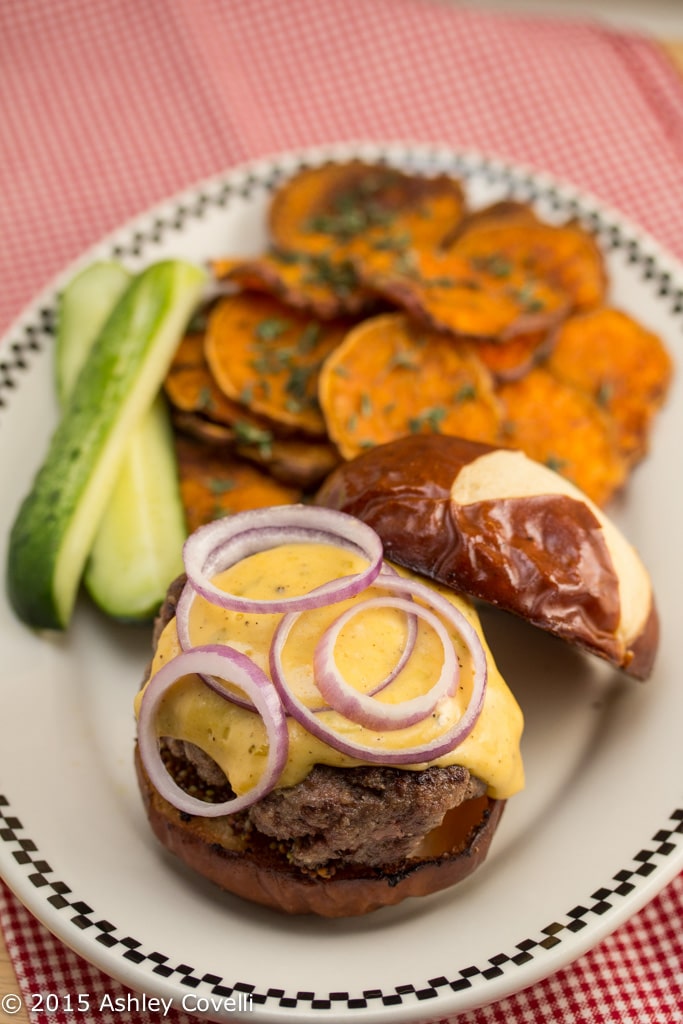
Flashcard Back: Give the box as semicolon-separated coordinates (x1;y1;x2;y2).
133;503;524;917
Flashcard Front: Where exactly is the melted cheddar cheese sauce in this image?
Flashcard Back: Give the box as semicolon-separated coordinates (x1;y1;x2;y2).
135;542;524;799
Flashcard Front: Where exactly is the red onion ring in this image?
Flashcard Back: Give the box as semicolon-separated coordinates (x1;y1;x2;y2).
313;595;457;730
269;575;488;764
137;645;288;817
366;563;418;696
180;505;384;616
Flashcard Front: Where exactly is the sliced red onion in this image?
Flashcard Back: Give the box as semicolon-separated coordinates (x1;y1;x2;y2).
137;645;288;817
180;505;384;615
270;575;488;764
367;562;418;694
175;578;199;652
313;596;457;730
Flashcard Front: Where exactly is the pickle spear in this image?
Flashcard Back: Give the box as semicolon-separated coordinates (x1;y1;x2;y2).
55;261;190;623
7;259;206;630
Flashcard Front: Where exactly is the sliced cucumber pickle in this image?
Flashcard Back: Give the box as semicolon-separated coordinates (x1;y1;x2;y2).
84;394;187;622
7;259;206;630
56;261;132;404
57;261;189;622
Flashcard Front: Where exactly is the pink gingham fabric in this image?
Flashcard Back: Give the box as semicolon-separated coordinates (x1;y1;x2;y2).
3;0;683;338
1;1;683;1022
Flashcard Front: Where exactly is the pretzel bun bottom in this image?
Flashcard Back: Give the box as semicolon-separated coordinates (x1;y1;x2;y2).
135;747;505;917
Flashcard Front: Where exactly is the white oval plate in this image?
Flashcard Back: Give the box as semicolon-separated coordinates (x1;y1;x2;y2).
0;143;681;1024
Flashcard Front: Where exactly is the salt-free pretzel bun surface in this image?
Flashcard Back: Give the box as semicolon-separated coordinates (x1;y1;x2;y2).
135;747;505;918
316;434;658;680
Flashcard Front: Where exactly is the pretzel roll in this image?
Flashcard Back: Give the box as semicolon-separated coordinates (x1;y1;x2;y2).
317;434;658;679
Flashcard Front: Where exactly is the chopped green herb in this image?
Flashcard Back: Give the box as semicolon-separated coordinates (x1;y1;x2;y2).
233;420;274;456
207;477;237;495
596;381;613;407
424;275;457;289
453;383;476;402
304;180;397;242
307;208;367;240
508;283;545;313
285;364;316;402
372;231;412;252
545;454;568;472
270;246;306;265
211;502;234;520
408;406;447;433
360;393;373;417
249;355;268;373
197;386;213;409
255;318;291;342
393;251;419;277
298;323;322;353
303;256;359;297
389;349;418;371
471;253;513;278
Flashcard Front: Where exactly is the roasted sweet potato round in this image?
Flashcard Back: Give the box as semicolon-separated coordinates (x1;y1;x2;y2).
449;217;608;313
546;307;673;464
204;293;351;436
358;246;568;341
475;327;554;382
173;435;301;533
164;331;252;426
211;252;374;320
319;313;503;459
269;160;466;258
497;366;628;506
440;198;542;249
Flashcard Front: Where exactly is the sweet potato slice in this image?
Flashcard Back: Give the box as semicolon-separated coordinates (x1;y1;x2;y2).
164;331;249;426
204;293;351;436
172;411;339;490
269;160;466;259
546;307;673;463
497;367;628;506
238;438;340;489
319;313;503;460
174;435;300;534
171;410;237;446
451;219;607;313
211;251;373;320
475;327;554;381
360;246;568;341
442;199;541;247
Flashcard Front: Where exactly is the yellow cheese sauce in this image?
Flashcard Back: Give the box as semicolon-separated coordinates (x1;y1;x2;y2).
135;542;524;799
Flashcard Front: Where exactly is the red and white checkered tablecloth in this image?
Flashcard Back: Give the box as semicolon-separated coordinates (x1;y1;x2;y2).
1;1;682;1022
